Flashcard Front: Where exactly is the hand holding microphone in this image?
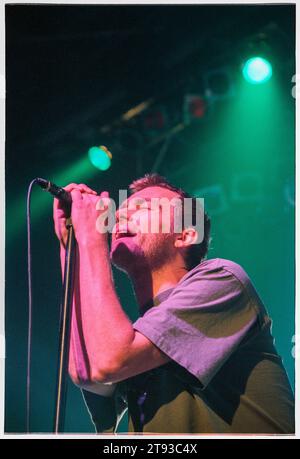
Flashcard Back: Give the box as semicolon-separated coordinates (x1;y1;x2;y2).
51;182;98;248
36;178;111;248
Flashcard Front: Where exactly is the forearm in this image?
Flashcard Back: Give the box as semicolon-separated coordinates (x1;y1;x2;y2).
59;242;88;383
59;243;88;385
58;241;122;392
69;289;117;395
72;240;135;383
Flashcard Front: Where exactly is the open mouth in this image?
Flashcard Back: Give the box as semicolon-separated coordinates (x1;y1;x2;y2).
113;222;137;240
115;231;136;240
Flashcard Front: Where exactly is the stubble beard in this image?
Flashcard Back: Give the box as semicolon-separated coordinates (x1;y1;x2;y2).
110;232;176;274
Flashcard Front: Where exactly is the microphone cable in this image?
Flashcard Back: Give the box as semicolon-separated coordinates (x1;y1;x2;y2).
26;178;39;433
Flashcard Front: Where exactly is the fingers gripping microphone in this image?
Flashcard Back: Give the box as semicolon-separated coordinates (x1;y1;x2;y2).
36;178;72;215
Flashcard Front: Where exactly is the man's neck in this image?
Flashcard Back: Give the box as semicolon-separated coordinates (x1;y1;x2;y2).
130;254;188;310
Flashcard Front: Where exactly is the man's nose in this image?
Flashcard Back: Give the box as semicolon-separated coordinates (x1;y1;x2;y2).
116;208;136;222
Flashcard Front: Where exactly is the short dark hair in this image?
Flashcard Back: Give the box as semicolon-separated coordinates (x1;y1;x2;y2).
129;173;211;270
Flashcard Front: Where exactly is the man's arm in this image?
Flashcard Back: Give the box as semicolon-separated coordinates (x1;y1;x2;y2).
55;185;170;392
70;229;170;386
68;313;117;395
56;241;117;396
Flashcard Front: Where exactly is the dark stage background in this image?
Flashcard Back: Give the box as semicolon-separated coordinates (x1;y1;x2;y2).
5;4;295;433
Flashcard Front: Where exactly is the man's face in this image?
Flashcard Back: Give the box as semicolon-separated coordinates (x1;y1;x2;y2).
110;186;181;273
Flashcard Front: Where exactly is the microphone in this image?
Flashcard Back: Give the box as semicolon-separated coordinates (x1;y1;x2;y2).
36;178;72;215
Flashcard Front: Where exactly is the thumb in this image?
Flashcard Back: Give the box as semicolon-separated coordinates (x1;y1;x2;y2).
100;191;109;198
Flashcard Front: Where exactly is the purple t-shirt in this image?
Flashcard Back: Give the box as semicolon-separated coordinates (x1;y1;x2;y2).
83;258;295;434
134;258;261;388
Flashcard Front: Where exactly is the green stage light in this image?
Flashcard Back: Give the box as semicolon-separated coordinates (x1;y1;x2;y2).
88;145;112;171
242;57;272;84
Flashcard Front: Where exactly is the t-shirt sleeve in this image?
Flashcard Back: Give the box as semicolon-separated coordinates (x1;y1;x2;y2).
133;259;259;388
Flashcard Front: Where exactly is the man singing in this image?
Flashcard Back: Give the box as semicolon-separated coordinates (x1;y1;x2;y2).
53;173;294;434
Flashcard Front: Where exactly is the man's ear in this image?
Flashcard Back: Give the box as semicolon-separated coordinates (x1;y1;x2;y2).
174;227;198;248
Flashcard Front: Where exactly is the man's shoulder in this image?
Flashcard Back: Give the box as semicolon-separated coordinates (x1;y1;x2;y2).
186;257;250;283
185;258;265;312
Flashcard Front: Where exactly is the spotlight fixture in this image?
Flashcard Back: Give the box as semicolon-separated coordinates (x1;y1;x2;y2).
242;56;272;84
88;145;112;171
203;67;235;101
